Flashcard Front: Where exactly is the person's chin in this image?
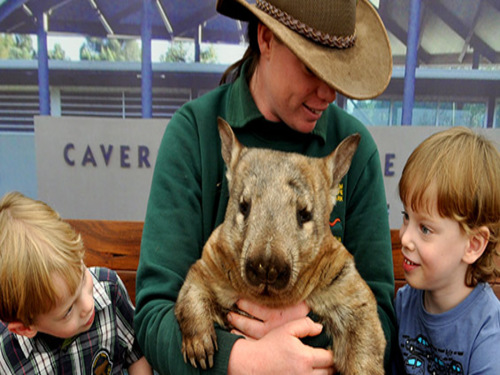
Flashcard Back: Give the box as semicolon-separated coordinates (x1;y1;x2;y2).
291;121;317;134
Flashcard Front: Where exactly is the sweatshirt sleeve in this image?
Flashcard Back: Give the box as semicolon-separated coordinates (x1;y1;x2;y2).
134;103;240;375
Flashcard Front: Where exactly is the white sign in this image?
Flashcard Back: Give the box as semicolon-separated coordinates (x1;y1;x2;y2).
35;116;168;221
35;116;500;227
368;126;500;228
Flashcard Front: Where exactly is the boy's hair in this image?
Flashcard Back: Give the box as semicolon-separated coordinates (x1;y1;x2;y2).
399;127;500;287
0;192;85;325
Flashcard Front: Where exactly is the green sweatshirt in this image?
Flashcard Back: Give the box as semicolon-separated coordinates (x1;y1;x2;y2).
135;69;396;374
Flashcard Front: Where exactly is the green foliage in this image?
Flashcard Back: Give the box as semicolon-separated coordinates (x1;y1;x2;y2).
48;43;67;60
80;37;141;61
160;41;189;62
0;33;36;59
0;33;70;60
160;41;218;63
201;44;217;64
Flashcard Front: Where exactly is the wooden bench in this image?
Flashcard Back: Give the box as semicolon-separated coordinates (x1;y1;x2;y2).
66;219;143;305
67;219;500;305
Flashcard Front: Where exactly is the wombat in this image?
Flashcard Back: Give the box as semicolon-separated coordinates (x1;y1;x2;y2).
174;118;386;374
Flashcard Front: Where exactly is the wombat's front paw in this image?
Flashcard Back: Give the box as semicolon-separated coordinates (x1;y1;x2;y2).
181;328;218;369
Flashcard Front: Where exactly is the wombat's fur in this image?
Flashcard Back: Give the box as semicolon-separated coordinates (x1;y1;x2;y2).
174;118;386;374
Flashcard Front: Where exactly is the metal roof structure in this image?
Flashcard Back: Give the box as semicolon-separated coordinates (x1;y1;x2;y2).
381;0;500;67
1;0;499;66
0;0;246;44
1;0;499;124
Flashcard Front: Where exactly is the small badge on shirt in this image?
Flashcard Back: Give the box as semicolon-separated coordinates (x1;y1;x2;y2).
92;349;112;375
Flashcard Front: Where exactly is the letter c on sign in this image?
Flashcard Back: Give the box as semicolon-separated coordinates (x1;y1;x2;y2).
64;143;75;166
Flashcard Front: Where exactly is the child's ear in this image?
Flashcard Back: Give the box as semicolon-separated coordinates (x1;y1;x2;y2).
7;321;38;338
463;226;490;265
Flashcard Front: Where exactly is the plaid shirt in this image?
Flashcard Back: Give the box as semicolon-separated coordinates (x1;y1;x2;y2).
0;267;143;374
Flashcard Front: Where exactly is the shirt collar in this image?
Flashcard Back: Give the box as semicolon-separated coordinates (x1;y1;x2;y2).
224;60;329;143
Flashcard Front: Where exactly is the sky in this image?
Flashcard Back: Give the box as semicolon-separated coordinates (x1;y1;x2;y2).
45;35;247;63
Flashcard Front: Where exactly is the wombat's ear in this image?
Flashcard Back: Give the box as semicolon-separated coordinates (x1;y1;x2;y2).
327;133;361;187
217;117;243;180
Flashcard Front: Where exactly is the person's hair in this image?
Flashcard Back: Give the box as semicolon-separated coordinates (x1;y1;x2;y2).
0;192;85;325
220;17;260;85
399;126;500;286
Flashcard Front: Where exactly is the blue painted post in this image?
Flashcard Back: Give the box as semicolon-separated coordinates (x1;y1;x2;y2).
401;0;421;126
36;10;50;115
141;0;153;118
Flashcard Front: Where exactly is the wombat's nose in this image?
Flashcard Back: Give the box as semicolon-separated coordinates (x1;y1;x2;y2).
245;256;291;290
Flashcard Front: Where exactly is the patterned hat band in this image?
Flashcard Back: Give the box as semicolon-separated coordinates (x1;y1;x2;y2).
256;0;357;49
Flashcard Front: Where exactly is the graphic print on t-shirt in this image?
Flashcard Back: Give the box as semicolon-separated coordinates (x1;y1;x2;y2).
401;334;464;375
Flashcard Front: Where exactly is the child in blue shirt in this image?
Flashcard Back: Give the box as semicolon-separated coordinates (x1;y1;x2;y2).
394;127;500;374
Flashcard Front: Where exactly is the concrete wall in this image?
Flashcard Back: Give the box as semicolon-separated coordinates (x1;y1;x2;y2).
0;132;37;199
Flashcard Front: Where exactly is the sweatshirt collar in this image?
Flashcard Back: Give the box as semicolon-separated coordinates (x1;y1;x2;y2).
224;61;328;143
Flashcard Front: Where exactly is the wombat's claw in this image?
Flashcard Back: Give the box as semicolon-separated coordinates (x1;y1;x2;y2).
184;354;213;370
182;347;215;370
182;332;218;369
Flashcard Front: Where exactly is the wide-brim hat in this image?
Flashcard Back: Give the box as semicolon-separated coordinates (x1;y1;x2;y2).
217;0;392;100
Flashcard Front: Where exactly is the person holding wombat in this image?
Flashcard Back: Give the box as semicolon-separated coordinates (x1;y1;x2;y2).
394;127;500;374
135;0;397;374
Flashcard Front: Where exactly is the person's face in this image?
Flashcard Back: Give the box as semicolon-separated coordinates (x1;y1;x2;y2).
252;25;337;133
399;201;471;295
33;267;95;338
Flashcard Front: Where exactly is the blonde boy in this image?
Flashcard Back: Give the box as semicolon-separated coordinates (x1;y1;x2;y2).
0;191;152;374
394;127;500;374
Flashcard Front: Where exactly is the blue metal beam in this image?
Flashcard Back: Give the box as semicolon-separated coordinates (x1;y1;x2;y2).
401;0;421;126
36;9;50;115
0;0;27;23
141;0;153;118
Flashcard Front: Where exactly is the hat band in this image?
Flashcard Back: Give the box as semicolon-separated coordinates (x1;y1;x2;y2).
256;0;357;49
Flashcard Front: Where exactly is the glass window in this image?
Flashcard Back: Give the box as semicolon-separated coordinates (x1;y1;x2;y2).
437;102;454;126
412;101;438;126
392;101;403;126
346;100;392;126
455;102;486;128
360;99;489;128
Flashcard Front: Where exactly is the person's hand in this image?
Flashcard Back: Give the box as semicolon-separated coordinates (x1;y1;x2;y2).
227;317;335;375
227;299;310;339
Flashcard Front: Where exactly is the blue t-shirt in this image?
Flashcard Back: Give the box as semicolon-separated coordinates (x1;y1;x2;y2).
394;283;500;374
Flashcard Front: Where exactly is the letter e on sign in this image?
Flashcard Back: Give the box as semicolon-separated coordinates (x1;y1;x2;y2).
121;145;131;168
385;153;395;176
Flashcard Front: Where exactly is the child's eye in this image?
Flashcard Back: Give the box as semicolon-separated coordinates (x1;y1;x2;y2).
64;306;73;318
401;210;409;222
420;225;431;235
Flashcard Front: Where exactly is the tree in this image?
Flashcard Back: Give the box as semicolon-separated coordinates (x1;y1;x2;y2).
0;33;12;59
160;41;189;62
49;43;67;60
160;41;218;63
201;44;217;64
80;37;140;61
0;33;36;59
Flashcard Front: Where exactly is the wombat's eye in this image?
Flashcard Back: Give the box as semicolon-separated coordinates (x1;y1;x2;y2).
297;208;312;227
239;200;251;218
